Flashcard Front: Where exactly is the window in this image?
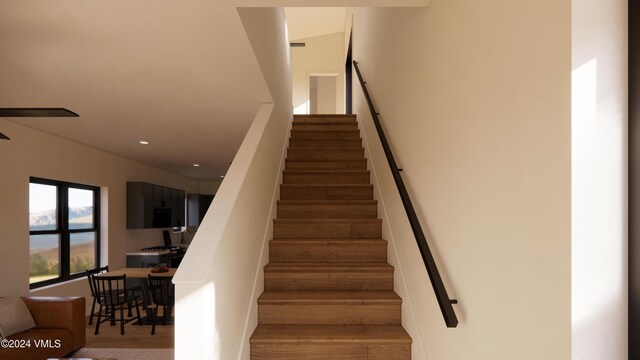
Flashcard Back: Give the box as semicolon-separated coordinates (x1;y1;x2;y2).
29;177;100;288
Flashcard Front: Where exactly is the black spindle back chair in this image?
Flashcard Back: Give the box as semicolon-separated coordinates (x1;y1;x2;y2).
86;265;109;325
147;274;175;335
92;274;141;335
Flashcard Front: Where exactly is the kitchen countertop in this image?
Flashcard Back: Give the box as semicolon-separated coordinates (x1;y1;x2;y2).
126;249;171;256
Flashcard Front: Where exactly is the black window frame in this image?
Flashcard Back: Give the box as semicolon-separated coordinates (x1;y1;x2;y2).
29;177;101;289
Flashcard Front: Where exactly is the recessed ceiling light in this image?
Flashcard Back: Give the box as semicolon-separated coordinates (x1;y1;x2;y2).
220;175;225;178
139;140;149;145
193;163;200;167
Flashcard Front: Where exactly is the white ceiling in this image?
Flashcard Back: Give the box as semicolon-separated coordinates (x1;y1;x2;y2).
284;8;348;41
0;0;271;180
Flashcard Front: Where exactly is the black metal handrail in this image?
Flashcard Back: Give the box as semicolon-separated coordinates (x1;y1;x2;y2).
353;60;459;328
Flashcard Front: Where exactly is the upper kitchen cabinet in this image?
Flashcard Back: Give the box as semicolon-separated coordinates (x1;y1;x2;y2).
170;188;186;228
127;182;186;229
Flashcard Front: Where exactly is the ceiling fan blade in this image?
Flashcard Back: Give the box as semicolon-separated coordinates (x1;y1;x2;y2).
0;132;10;140
0;108;79;117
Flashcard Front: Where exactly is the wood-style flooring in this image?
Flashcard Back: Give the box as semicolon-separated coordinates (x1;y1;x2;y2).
85;315;173;349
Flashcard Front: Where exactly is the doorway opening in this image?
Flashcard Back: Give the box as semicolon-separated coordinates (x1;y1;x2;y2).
309;74;339;114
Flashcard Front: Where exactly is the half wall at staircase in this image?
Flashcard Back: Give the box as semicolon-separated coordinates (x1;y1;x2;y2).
173;7;292;360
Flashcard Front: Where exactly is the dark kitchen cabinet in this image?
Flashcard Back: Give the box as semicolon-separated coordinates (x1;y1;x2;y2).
178;190;186;227
142;182;154;228
170;189;186;227
153;184;163;208
187;194;214;227
171;189;179;227
127;182;186;229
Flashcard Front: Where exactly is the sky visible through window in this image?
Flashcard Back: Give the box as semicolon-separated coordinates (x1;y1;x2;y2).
29;183;93;212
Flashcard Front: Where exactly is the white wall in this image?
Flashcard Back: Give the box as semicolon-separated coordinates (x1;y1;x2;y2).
0;118;198;302
315;75;339;113
351;3;572;359
173;7;292;360
571;0;628;359
291;32;345;114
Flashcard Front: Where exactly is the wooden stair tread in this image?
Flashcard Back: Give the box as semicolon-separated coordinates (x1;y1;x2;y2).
293;118;357;124
274;218;381;224
281;184;372;188
285;160;368;170
291;129;360;133
294;114;357;118
288;147;363;150
265;262;393;272
283;170;369;174
288;140;362;148
292;121;357;123
278;200;377;205
250;325;411;344
258;291;401;304
270;238;385;243
285;159;367;162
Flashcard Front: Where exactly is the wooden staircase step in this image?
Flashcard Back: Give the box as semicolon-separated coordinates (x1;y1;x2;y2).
258;291;401;325
289;138;362;148
251;113;411;359
293;114;357;124
264;263;394;291
285;160;367;170
274;219;382;239
269;238;387;263
283;170;370;185
250;325;411;360
287;147;364;161
292;123;359;131
251;324;411;343
280;184;373;200
290;129;360;139
277;200;377;219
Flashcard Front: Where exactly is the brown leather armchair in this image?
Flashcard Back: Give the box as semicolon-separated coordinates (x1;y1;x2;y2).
0;297;86;360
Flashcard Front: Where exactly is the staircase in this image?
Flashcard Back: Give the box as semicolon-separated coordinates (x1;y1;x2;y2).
250;114;412;360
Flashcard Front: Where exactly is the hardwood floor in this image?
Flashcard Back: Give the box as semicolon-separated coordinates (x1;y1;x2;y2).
85;314;173;349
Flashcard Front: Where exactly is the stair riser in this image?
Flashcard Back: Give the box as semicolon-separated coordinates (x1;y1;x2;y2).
285;160;367;170
290;131;360;140
283;173;370;185
269;241;387;263
288;148;364;161
264;271;393;291
293;116;356;124
278;204;377;219
274;222;382;239
280;186;373;200
258;304;401;325
251;344;410;360
289;139;362;148
292;124;359;132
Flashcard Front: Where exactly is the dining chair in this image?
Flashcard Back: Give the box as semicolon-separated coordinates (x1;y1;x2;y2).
85;266;109;325
92;274;142;335
147;274;175;335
